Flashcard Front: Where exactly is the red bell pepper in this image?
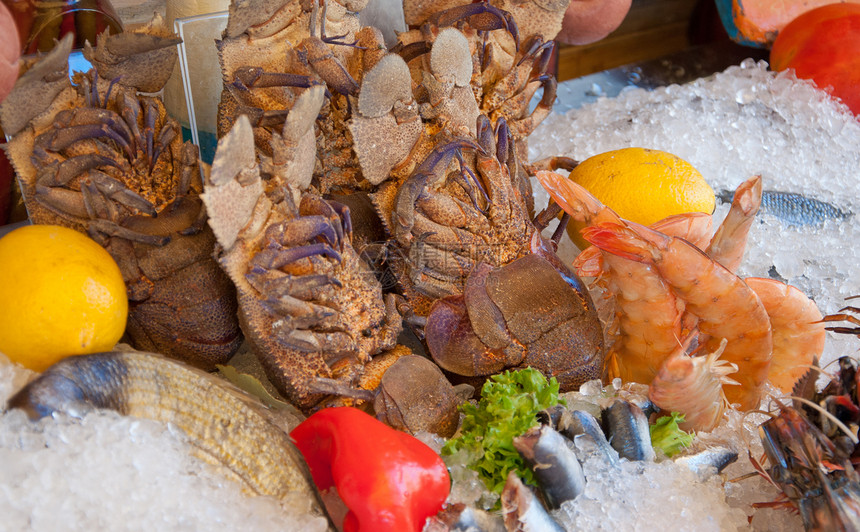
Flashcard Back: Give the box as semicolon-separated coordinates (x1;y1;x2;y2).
291;407;450;532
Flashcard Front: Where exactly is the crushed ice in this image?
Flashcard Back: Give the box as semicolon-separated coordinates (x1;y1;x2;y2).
1;60;858;531
527;60;858;532
0;354;328;532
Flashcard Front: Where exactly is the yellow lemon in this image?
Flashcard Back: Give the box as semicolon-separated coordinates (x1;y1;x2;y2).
0;224;128;372
566;147;715;249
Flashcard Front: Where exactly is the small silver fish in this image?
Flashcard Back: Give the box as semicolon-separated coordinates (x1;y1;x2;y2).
513;424;586;510
501;471;566;532
536;404;567;428
559;408;619;465
717;189;852;227
674;446;738;479
602;399;656;462
424;503;506;532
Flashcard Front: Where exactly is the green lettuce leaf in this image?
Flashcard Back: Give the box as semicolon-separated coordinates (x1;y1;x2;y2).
442;367;564;495
650;412;694;457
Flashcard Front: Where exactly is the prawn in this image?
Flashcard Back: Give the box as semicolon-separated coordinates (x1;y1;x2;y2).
706;175;763;273
535;170;691;384
648;334;739;432
573;211;714;278
745;277;826;393
582;219;773;411
536;170;713;277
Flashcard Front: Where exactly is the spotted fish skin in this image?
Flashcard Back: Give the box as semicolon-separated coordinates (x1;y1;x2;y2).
7;350;334;530
718;189;852;227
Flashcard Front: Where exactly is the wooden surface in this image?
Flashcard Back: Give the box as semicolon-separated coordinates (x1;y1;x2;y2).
557;0;702;81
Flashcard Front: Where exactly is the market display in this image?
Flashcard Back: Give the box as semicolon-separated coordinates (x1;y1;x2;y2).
1;1;859;531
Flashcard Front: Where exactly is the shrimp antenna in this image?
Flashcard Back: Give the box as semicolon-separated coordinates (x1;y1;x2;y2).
783;395;859;445
793;363;835;381
819;358;845;373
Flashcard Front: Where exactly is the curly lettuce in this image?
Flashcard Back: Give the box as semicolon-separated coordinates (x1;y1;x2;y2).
442;367;564;495
650;412;695;457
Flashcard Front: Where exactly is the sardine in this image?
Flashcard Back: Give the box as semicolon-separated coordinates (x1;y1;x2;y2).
717;189;852;227
513;424;586;509
424;503;506;532
7;350;335;530
559;408;619;465
674;446;738;479
536;404;567;428
602;399;656;461
501;471;565;532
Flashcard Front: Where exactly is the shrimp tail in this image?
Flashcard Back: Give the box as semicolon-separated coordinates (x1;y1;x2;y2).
572;246;603;277
581;221;653;263
535;170;602;221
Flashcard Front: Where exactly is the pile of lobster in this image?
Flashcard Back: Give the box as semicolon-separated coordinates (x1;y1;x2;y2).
0;0;609;428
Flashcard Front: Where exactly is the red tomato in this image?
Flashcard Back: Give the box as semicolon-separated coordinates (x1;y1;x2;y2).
770;4;860;116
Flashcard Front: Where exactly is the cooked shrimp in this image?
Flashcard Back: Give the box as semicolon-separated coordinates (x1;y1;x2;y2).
535;169;602;239
745;277;826;393
583;220;773;411
536;171;689;383
573;212;713;278
649;335;739;432
706;175;763;273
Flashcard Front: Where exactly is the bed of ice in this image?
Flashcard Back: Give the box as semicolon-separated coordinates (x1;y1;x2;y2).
1;59;858;531
0;355;329;531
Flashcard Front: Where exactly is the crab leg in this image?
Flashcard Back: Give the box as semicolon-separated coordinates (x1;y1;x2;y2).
176;143;200;197
87;218;171;246
88;171;157;216
297;37;360;96
392;138;482;246
275;324;356;355
454;151;490;212
36;152;121;187
266;215;342;249
301;195;352;246
118;89;142;153
35;123;135;161
34;185;90;219
149;123;178;173
395;41;432;63
509;75;557;139
247;109;290;128
252;242;342;271
483;37;551;112
406;240;467;299
246;269;342;302
81;178;118;221
410;238;487;279
143;99;158;168
427;3;519;49
262;295;337;327
233;66;321;90
53;107;135;150
475;116;514;223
